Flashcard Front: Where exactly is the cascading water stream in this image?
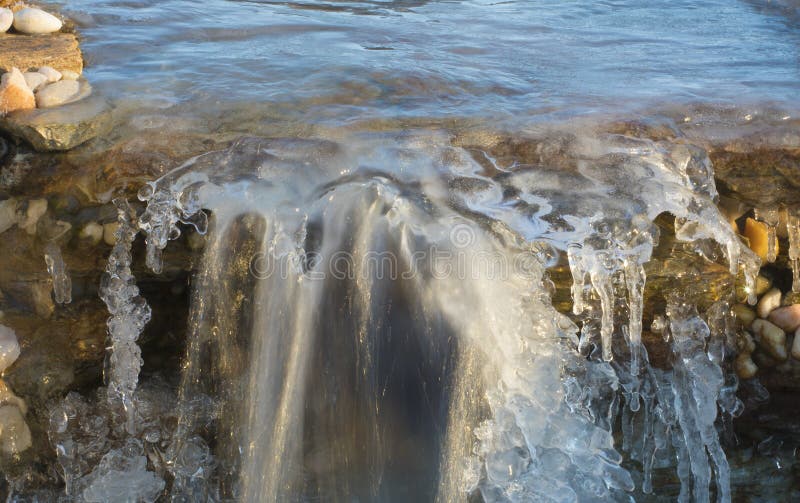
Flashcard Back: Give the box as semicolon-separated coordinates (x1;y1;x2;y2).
54;130;761;502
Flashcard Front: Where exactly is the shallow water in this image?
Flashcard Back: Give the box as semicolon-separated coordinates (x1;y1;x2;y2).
59;0;800;125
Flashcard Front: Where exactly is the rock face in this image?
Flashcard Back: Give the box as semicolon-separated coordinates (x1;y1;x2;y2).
0;33;83;74
0;95;111;151
0;8;12;33
0;67;35;115
12;7;62;35
35;79;81;108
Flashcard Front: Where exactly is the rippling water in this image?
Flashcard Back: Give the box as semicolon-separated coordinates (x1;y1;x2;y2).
61;0;800;124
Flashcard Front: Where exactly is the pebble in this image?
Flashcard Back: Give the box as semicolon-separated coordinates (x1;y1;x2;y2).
19;198;47;235
37;66;62;84
733;304;756;328
755;275;772;297
734;352;757;379
22;71;47;92
12;7;62;35
60;70;80;81
79;222;104;245
751;319;788;361
0;198;18;234
0;380;27;414
35;79;80;108
103;222;119;246
0;405;32;454
0;8;12;33
793;328;800;360
0;67;36;115
767;304;800;333
756;288;782;319
0;324;19;374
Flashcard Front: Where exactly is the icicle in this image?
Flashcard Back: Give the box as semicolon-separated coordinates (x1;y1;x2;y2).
44;242;72;304
99;199;151;433
589;265;615;362
567;244;586;315
786;209;800;292
624;260;645;377
754;207;780;263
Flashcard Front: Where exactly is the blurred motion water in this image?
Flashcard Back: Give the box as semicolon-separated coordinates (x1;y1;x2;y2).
59;0;800;124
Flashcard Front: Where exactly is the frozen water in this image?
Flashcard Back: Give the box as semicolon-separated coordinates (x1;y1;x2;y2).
47;130;760;501
44;242;72;305
128;132;756;501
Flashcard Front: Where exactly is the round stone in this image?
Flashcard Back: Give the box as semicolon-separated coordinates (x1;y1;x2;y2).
12;7;63;35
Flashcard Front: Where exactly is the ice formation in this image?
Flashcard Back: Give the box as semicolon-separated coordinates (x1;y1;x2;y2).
44;242;72;305
51;131;761;501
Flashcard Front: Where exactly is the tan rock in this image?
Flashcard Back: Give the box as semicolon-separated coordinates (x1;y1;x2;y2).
744;217;774;262
756;288;782;319
61;69;79;80
79;222;103;245
752;319;788;361
0;67;35;115
793;328;800;360
734;352;757;379
0;33;83;74
103;222;119;246
768;304;800;333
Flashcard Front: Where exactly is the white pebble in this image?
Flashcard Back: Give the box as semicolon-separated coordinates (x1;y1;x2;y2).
0;325;20;374
0;8;13;33
12;7;62;35
0;405;32;455
756;288;782;319
79;222;104;245
23;72;47;92
37;66;62;84
36;80;80;108
60;70;80;81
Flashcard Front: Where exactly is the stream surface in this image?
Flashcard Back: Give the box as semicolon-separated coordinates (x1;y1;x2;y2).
60;0;800;126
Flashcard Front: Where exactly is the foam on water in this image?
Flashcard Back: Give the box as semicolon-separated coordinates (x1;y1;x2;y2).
51;130;760;501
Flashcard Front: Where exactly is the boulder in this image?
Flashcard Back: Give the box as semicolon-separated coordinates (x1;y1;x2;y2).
0;96;111;151
0;33;83;74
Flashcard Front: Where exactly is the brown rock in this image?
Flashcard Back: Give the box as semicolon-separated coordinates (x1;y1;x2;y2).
0;67;34;115
0;32;83;75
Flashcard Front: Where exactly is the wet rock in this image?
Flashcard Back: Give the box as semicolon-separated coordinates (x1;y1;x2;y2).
103;222;118;246
767;304;800;333
35;79;82;108
0;323;19;373
19;198;46;235
12;7;62;35
0;8;11;33
756;288;781;319
744;217;772;262
0;95;111;151
22;71;46;92
61;70;79;81
0;67;35;115
0;404;31;454
36;66;61;84
0;33;83;74
733;303;756;327
0;379;26;413
734;352;758;379
0;197;17;233
752;319;788;361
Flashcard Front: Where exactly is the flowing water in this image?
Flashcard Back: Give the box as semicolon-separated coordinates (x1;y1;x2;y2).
18;0;800;502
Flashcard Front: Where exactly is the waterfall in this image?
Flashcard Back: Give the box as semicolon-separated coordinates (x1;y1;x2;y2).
53;131;759;502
